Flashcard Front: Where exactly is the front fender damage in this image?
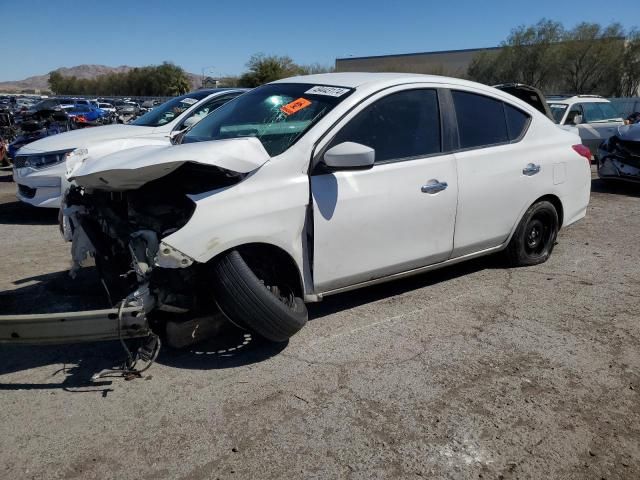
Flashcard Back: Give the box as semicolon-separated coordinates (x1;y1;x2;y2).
2;141;266;363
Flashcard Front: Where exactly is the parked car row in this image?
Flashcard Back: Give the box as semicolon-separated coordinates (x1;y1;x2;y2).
1;73;592;361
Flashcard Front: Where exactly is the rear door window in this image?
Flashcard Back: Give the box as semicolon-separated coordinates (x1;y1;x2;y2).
329;89;441;163
452;91;509;149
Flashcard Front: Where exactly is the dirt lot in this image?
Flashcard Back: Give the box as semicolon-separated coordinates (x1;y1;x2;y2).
0;166;639;480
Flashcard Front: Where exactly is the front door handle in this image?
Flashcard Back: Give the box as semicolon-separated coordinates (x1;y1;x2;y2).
421;180;448;194
523;163;541;176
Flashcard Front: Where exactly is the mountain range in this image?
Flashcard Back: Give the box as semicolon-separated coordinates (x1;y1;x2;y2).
0;64;202;92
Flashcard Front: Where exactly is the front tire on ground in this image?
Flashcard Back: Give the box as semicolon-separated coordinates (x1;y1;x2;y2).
211;249;308;342
505;200;559;267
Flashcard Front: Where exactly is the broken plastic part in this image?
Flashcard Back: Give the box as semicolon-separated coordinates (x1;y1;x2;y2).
129;230;160;278
69;222;96;278
155;242;194;269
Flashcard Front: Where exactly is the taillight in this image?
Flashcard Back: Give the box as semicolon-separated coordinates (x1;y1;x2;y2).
572;144;592;164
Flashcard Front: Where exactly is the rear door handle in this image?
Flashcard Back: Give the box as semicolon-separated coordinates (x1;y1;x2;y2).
523;163;541;176
421;180;448;194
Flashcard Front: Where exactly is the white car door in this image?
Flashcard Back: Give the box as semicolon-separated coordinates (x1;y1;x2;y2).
450;90;551;257
311;88;458;293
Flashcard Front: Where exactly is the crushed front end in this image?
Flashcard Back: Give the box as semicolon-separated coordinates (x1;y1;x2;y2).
63;162;246;325
598;125;640;183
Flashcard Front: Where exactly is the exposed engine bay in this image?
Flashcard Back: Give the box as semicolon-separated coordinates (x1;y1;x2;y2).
63;162;247;336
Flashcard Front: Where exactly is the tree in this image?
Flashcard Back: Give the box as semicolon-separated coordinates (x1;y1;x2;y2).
468;19;565;89
238;54;303;87
467;19;637;96
48;71;65;94
47;62;191;96
297;63;335;75
620;29;640;97
560;22;626;95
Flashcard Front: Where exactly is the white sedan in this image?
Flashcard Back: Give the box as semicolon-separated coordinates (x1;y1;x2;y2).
1;73;592;346
12;88;246;208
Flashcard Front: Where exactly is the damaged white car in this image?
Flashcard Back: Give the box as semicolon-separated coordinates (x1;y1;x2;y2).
1;73;592;355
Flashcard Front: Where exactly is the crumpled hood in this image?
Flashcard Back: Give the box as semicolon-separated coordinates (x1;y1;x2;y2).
68;137;270;191
17;125;157;154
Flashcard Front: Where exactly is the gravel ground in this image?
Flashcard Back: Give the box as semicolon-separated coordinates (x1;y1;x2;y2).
0;166;639;480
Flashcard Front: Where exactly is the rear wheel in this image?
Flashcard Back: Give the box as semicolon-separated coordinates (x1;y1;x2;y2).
505;201;559;267
211;249;307;342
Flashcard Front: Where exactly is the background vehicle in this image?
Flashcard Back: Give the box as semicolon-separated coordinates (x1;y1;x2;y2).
13;88;246;207
598;123;640;184
64;104;106;125
7;109;72;161
547;95;624;159
98;102;116;113
41;73;590;349
609;97;640;120
0;108;17;165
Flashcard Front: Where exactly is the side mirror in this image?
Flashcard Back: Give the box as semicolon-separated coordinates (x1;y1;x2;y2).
323;142;375;170
182;116;200;129
572;114;583;125
169;129;186;145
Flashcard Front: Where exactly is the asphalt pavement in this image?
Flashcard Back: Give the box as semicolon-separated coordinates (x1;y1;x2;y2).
0;167;639;479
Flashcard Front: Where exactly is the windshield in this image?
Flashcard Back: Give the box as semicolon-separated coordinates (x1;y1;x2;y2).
131;92;209;127
549;103;568;123
183;83;353;156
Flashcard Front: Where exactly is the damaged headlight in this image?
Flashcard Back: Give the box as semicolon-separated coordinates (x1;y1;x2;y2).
65;148;89;178
14;148;78;170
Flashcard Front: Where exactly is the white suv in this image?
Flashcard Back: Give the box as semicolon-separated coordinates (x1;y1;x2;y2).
547;95;624;158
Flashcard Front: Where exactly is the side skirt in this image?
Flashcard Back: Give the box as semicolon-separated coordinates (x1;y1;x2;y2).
317;244;506;299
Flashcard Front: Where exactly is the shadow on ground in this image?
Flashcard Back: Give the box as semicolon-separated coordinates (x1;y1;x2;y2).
0;254;499;386
0;268;108;314
308;254;497;321
0;200;59;225
0;327;287;394
591;178;640;197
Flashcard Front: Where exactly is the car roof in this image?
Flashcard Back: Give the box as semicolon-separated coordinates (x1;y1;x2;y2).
271;72;483;89
546;96;611;104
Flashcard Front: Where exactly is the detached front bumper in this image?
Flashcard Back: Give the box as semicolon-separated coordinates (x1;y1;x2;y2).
0;305;150;345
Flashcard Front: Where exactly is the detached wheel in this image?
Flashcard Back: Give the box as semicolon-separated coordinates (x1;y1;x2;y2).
211;249;308;342
505;201;559;267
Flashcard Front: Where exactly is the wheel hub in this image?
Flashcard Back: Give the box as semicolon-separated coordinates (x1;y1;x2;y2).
527;225;541;248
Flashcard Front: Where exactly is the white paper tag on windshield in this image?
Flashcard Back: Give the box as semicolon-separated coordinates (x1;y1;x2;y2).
182;98;198;105
305;86;350;97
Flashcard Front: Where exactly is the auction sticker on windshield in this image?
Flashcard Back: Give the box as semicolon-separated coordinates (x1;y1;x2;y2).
281;98;312;116
182;98;198;105
305;86;350;97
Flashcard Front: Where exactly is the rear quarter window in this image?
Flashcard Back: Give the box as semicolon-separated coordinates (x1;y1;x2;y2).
504;104;531;141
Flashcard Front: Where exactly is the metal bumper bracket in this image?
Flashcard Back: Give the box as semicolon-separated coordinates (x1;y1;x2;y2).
0;306;150;345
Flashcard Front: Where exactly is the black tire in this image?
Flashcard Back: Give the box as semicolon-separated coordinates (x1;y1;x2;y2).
505;201;559;267
211;249;308;342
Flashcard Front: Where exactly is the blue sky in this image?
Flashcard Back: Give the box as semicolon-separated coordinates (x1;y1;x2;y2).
0;0;638;81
